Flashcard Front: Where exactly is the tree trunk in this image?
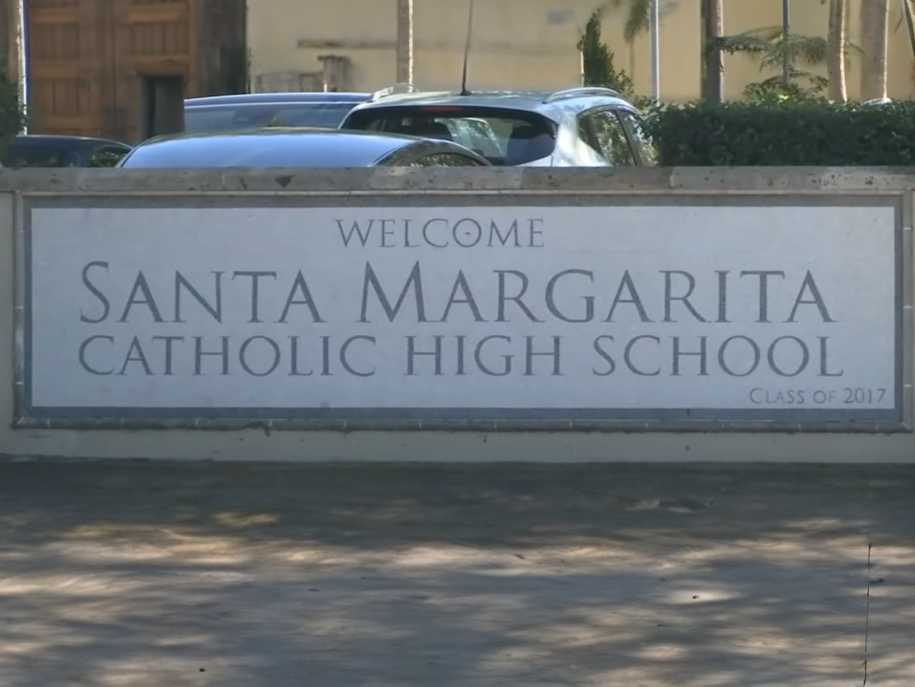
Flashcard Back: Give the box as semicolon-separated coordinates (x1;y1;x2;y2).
396;0;413;84
860;0;889;100
781;0;791;84
703;0;723;102
827;0;847;101
0;0;10;77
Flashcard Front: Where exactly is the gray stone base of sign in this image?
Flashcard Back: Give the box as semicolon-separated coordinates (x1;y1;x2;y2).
0;460;912;687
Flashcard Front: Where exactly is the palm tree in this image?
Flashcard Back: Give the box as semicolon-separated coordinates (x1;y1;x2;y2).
396;0;413;84
860;0;889;100
703;0;724;101
827;0;847;101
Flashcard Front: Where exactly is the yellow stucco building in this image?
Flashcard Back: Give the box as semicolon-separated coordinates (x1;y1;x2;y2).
247;0;915;101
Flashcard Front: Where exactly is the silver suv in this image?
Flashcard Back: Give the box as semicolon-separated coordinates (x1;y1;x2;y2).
339;86;656;167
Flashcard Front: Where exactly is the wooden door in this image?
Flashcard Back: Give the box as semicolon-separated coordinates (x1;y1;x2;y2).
28;0;197;142
110;0;197;142
28;0;107;137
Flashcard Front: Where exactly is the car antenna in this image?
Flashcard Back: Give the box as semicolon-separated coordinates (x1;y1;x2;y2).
459;0;475;95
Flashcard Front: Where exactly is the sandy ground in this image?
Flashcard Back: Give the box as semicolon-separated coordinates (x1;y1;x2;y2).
0;460;912;687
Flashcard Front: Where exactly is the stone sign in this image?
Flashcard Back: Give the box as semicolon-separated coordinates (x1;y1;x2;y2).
21;196;905;429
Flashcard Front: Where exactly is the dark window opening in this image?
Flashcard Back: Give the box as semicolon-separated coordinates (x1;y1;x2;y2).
139;75;186;141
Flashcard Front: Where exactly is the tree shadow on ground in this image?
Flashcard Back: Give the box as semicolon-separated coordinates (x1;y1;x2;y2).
0;461;912;687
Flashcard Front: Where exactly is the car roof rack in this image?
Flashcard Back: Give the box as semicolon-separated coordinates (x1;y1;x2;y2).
370;83;422;101
543;87;621;103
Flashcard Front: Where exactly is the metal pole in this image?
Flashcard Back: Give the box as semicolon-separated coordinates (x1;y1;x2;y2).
17;0;29;133
396;0;414;85
782;0;790;84
650;0;660;103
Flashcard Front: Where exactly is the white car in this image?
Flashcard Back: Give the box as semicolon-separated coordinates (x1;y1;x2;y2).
339;86;657;167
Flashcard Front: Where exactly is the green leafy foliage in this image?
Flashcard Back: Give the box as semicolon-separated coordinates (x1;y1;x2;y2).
577;9;635;99
709;28;860;100
643;100;915;166
89;149;128;168
710;29;832;68
0;61;26;161
743;75;829;103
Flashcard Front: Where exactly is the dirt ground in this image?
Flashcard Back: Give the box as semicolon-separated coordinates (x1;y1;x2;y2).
0;460;912;687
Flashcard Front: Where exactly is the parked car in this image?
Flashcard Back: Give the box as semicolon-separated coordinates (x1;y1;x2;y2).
3;135;132;168
117;128;492;168
339;86;656;167
184;92;371;134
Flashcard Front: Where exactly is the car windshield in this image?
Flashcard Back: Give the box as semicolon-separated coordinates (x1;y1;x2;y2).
185;102;360;133
343;105;557;165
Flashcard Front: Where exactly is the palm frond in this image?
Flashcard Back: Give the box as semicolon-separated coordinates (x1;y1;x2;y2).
899;0;915;60
758;34;828;70
708;34;775;57
787;34;829;64
606;0;680;43
623;0;650;43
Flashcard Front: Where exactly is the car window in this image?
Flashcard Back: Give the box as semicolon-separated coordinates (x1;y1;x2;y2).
7;144;78;168
184;107;238;133
89;146;130;168
579;109;636;166
616;110;658;165
442;119;503;159
185;102;358;133
344;106;556;166
409;153;486;167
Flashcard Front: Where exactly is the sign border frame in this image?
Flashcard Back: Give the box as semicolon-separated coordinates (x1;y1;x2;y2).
14;192;912;433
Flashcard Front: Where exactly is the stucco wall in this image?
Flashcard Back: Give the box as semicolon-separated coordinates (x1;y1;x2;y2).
247;0;702;100
246;0;914;102
0;167;912;463
721;0;915;102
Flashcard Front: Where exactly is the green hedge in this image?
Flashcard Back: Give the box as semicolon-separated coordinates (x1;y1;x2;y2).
644;100;915;166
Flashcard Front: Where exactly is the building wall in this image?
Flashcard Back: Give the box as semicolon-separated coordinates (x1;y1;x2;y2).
720;0;915;102
248;0;914;101
247;0;702;100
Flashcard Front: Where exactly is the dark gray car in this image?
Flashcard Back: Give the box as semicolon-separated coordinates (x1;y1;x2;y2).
4;135;132;168
117;128;492;168
184;92;371;133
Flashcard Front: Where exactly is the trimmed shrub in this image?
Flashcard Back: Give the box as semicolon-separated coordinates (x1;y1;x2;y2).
643;100;915;166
